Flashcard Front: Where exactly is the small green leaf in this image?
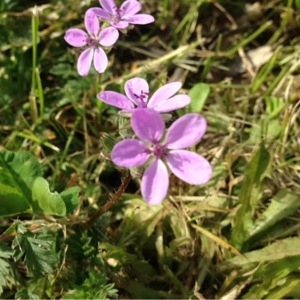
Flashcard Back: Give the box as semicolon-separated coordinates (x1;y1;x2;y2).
188;83;210;113
248;118;281;144
0;150;43;216
60;186;80;214
32;177;66;216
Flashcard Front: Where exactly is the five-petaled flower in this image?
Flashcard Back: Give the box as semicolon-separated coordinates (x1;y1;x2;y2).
111;109;212;205
97;77;191;114
91;0;154;29
64;9;119;76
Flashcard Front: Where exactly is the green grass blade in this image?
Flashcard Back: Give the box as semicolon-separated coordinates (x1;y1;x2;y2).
29;6;39;123
247;189;300;239
231;143;270;250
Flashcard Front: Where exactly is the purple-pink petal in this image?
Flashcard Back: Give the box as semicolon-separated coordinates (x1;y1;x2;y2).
166;150;212;185
77;48;94;76
148;82;182;108
166;114;207;149
124;78;149;106
85;9;99;36
125;14;155;25
150;94;191;113
64;28;87;47
111;20;129;29
91;7;111;20
93;47;108;73
99;27;119;46
111;139;150;168
97;91;134;110
131;109;165;143
120;0;142;18
99;0;115;14
141;159;169;205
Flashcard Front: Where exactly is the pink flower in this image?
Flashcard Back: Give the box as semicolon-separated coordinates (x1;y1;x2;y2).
91;0;154;29
97;77;191;114
111;109;212;205
64;9;119;76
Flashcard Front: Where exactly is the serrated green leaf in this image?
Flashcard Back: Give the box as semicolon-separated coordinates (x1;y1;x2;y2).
188;83;210;113
0;150;43;216
0;243;13;295
12;225;58;277
15;289;40;300
32;177;66;216
231;143;270;250
62;267;118;299
0;258;11;295
60;186;80;214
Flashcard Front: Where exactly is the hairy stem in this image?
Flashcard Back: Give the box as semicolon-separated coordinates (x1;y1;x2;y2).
81;171;131;229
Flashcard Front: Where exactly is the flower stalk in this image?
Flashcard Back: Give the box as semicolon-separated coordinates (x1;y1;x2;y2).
81;171;131;229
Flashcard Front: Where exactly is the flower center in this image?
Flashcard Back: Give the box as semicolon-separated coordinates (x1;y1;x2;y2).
112;6;122;22
86;36;98;48
148;143;166;159
134;90;149;108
